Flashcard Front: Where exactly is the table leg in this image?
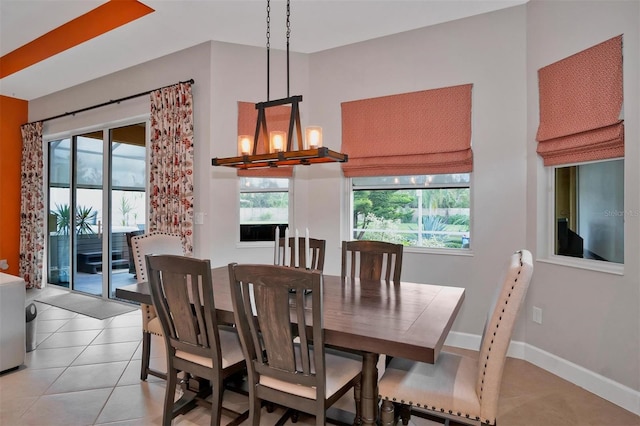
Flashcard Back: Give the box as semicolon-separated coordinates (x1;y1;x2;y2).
360;352;379;425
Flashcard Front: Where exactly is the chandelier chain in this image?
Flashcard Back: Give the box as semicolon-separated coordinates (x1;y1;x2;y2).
286;0;291;97
266;0;271;100
286;0;291;43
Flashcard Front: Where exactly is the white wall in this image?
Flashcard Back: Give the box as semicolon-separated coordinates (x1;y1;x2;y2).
526;0;639;391
307;6;529;342
27;0;639;401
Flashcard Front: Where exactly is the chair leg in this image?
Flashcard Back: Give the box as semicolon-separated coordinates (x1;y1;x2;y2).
163;366;178;426
210;376;223;426
250;393;261;426
399;404;410;425
380;399;395;426
140;331;151;381
354;378;362;425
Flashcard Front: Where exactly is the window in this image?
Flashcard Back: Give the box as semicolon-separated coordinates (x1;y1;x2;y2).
350;174;470;249
239;177;289;242
554;159;624;263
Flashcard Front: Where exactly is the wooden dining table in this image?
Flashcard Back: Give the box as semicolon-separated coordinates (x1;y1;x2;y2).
115;265;465;425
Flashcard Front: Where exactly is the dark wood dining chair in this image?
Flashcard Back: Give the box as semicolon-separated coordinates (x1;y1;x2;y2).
131;231;184;381
146;254;247;426
341;240;404;282
228;263;362;426
278;237;326;270
378;250;534;426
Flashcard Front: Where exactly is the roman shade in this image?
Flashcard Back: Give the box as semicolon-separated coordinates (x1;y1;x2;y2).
237;101;294;178
340;84;473;177
536;35;623;166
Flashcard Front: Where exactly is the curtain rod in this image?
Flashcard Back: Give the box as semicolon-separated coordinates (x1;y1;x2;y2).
35;78;195;124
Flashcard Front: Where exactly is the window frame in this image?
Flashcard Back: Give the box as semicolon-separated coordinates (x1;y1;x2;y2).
345;173;473;255
237;176;293;246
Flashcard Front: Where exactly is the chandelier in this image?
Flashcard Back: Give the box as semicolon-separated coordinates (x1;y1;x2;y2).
212;0;348;169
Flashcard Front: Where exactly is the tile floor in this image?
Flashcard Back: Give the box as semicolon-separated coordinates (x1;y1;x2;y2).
1;299;638;426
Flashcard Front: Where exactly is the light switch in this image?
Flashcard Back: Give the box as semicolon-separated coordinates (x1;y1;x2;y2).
195;212;204;225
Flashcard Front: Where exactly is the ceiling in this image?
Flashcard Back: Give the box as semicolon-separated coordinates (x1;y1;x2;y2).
0;0;527;101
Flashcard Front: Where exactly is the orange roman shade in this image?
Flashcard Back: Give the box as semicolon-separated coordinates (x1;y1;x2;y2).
340;84;473;177
536;35;623;166
237;101;294;178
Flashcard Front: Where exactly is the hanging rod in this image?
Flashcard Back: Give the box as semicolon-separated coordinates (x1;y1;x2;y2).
33;78;195;124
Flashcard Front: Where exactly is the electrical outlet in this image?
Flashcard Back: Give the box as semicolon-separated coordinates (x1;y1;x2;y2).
0;259;8;270
533;306;543;324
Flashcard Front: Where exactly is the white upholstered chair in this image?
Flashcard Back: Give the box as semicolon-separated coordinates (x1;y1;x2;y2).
131;231;184;380
378;249;534;426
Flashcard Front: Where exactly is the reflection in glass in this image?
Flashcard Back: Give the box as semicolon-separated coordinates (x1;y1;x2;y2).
554;160;624;263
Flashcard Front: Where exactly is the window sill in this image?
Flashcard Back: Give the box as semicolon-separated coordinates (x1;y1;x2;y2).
236;241;274;248
538;255;624;276
403;246;474;257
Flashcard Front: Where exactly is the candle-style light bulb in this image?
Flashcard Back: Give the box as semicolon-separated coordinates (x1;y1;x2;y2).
305;126;322;149
238;135;252;155
270;131;286;153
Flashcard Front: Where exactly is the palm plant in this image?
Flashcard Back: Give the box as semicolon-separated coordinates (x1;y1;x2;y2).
51;203;96;235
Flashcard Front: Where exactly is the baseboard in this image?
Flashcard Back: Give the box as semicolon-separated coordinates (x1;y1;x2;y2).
445;331;640;416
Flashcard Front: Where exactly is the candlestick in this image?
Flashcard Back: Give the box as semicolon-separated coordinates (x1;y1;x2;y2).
284;227;290;267
294;229;299;268
274;226;280;265
305;228;310;269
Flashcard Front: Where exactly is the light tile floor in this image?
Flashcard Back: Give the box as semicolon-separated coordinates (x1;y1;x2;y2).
1;299;638;426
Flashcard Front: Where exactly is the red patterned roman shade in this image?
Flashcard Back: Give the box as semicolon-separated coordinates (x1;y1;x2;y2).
340;84;473;177
536;35;623;166
237;101;293;178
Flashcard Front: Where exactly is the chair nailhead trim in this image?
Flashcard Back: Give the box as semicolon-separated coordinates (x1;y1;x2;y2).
383;253;526;426
478;250;524;402
384;399;484;426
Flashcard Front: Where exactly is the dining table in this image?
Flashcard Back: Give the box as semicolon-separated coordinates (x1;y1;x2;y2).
116;265;465;425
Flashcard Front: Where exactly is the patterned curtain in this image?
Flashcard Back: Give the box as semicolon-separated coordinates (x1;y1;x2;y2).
149;82;194;254
19;122;45;288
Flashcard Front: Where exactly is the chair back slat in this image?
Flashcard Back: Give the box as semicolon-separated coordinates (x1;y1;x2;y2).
254;281;297;371
278;237;326;270
147;255;221;362
342;240;403;282
229;264;324;391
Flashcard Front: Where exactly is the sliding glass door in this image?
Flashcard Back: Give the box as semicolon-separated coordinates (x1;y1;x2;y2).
47;123;147;299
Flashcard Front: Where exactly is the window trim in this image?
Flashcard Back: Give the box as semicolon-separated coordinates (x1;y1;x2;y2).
345;173;473;254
